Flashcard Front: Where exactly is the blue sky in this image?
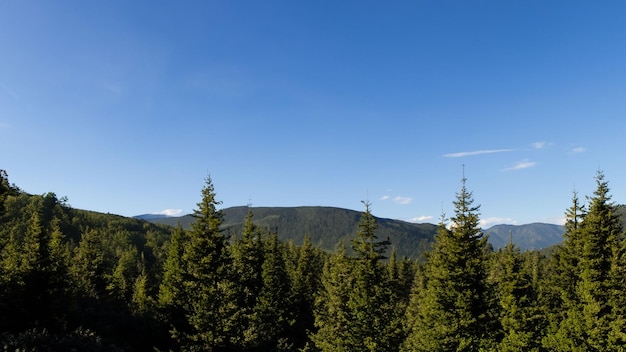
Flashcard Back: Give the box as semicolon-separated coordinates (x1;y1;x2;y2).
2;1;626;227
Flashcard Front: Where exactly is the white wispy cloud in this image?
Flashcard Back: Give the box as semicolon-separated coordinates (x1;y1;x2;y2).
571;146;586;154
502;159;536;171
407;215;434;223
155;209;183;216
443;149;514;158
480;217;518;227
380;195;390;201
393;196;413;205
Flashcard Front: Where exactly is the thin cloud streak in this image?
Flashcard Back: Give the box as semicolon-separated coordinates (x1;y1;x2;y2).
443;149;514;158
502;159;536;171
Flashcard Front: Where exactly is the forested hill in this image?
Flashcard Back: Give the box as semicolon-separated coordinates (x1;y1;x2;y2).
142;206;438;260
140;206;571;255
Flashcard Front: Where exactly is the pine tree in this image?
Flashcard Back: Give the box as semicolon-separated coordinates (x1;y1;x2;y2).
347;201;401;352
254;233;292;349
544;171;624;351
230;209;266;349
402;177;496;352
313;202;400;352
158;225;187;313
71;228;108;299
492;242;541;351
311;243;354;352
107;245;141;302
553;191;587;307
287;233;323;350
179;175;236;350
402;262;426;352
132;266;152;314
385;248;412;351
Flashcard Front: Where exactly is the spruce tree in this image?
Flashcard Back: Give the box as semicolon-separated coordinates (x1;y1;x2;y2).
255;233;292;349
230;209;266;349
179;175;236;350
402;177;496;351
311;243;354;352
287;233;323;350
158;225;187;320
544;171;624;351
313;202;400;352
71;228;108;299
492;242;541;351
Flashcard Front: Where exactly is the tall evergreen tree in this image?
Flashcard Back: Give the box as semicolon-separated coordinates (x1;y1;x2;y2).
230;209;266;349
311;243;354;352
402;177;496;352
313;202;400;352
492;242;542;351
179;175;236;351
254;233;292;350
287;233;323;350
158;225;187;317
544;171;624;351
71;228;108;299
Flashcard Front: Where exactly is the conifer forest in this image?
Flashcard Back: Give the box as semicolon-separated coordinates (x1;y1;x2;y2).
1;168;626;351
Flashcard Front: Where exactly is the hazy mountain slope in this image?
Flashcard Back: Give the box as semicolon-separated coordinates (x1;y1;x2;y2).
484;223;565;251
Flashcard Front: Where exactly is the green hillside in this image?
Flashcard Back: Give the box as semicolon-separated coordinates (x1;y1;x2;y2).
150;206;437;260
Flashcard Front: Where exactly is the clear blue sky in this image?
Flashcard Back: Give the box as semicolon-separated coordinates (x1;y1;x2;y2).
2;1;626;226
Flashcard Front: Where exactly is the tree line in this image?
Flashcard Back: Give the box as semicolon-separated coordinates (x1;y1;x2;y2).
0;169;625;351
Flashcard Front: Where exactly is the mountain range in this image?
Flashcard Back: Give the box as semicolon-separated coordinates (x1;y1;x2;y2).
136;206;574;258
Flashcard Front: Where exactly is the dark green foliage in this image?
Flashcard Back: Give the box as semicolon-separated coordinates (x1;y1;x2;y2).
490;243;544;351
311;243;354;351
403;178;497;351
230;210;266;348
176;175;238;350
254;233;292;349
0;176;172;350
158;224;189;335
312;202;404;352
285;233;324;350
544;171;625;351
4;168;626;351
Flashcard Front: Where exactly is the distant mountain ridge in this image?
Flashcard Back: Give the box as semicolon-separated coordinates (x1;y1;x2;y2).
134;213;173;221
484;223;565;251
142;206;568;258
